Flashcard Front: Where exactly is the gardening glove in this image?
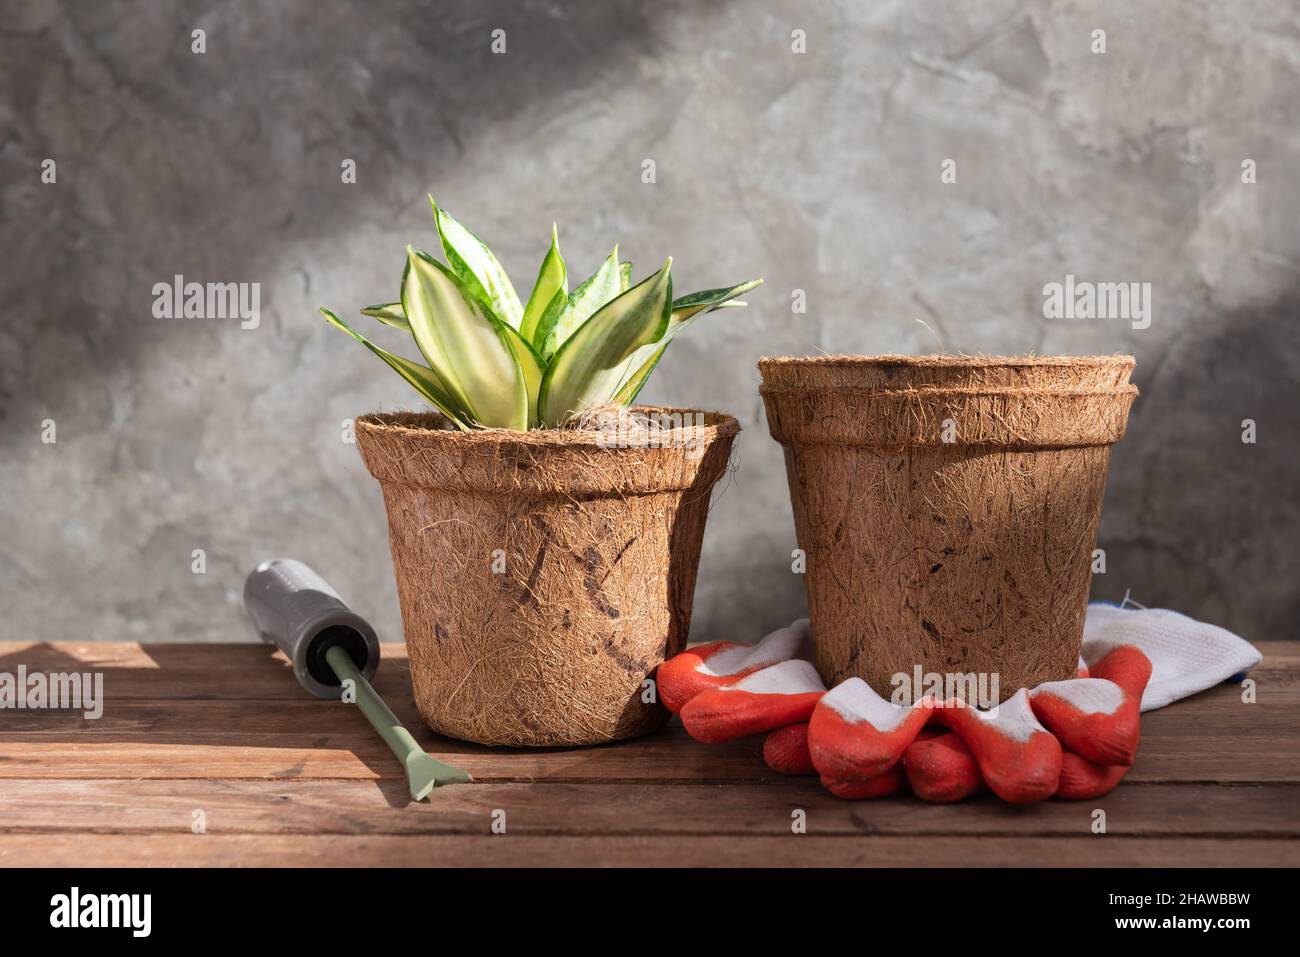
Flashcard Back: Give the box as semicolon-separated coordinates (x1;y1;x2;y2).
1083;604;1261;711
663;604;1260;803
1040;602;1263;799
806;678;934;781
822;764;909;800
679;659;826;742
1029;645;1150;767
657;618;811;714
883;655;1147;805
934;689;1064;804
901;730;986;803
1031;643;1155;799
1056;752;1132;800
763;723;815;776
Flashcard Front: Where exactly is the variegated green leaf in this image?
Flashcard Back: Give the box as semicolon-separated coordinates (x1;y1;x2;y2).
360;301;410;333
430;197;524;328
520;223;566;345
612;279;764;404
319;308;470;430
374;296;578;342
498;321;545;427
342;293;543;427
670;279;763;321
538;259;673;427
536;247;623;360
532;287;565;352
611;342;669;406
402;247;528;430
619;259;633;292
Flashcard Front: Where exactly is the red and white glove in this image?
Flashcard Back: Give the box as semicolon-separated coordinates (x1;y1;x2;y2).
763;723;816;776
655;606;1259;804
1031;645;1152;799
658;619;811;714
807;679;933;781
934;689;1064;804
656;617;823;743
902;731;985;803
679;660;826;743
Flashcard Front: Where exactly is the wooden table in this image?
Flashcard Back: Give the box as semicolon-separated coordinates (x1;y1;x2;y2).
0;640;1295;867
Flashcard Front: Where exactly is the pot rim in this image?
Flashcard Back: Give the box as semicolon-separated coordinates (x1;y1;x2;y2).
759;353;1134;371
353;406;741;494
355;405;740;450
759;383;1140;398
761;384;1137;449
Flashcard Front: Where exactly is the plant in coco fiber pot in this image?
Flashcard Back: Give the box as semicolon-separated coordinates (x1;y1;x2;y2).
319;199;761;747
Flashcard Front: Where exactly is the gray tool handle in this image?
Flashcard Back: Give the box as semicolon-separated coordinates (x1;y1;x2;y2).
243;558;380;698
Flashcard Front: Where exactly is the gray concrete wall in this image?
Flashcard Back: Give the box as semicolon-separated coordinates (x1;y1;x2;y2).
3;0;1297;647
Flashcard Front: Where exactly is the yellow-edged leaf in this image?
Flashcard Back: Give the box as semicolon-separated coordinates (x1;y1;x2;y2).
402;247;528;430
612;279;763;404
537;259;673;427
360;302;410;332
318;308;470;430
520;223;566;345
498;322;545;427
536;247;622;360
430;197;523;328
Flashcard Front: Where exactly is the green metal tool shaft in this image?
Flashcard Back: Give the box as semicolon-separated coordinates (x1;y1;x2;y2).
325;644;471;800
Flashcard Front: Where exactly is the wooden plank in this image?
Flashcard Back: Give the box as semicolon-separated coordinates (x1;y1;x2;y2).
0;642;414;700
0;779;1294;838
0;833;1294;867
1;681;1293;737
0;728;1294;784
0;642;1291;792
0;642;414;668
0;739;774;784
0;640;1292;700
1;690;1294;783
0;698;464;737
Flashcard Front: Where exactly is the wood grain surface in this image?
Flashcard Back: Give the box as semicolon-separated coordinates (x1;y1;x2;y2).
0;640;1295;867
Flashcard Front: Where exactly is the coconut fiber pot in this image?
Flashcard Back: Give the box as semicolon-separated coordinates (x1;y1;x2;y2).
759;355;1137;702
354;409;739;747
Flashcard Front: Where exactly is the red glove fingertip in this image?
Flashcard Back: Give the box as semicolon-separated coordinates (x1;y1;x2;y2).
679;660;825;743
807;678;934;782
940;690;1062;804
903;731;986;803
821;765;908;800
657;619;812;714
1056;750;1130;800
763;723;815;776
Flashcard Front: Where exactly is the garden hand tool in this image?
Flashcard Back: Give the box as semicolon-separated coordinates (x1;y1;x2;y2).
658;618;811;713
243;558;471;800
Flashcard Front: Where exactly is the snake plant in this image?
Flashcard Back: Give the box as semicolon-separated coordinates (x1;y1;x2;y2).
320;198;761;430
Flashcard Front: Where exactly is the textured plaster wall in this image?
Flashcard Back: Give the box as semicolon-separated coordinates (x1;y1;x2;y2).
2;0;1298;647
